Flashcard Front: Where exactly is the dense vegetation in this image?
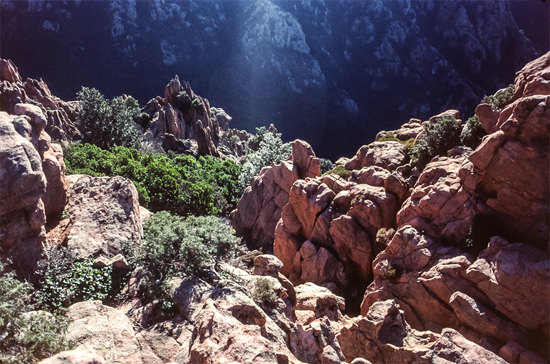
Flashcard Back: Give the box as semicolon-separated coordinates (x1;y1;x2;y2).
128;211;242;317
239;126;292;190
64;143;241;216
408;116;462;167
0;265;71;364
76;87;144;150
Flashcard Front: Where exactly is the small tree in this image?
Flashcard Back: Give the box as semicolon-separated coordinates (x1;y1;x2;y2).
409;116;462;167
238;127;291;190
76;87;142;150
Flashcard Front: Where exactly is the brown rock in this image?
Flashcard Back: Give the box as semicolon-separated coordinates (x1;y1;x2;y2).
232;139;321;250
468;52;549;248
339;299;507;364
397;150;479;242
345;141;407;171
465;236;550;332
65;175;142;259
37;345;106;364
67;301;169;364
253;254;284;277
0;58;22;83
295;282;345;322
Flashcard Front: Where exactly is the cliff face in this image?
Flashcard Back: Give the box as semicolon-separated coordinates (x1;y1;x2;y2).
1;0;545;158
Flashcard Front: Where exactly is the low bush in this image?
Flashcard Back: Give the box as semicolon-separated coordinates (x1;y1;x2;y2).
409;116;462;167
320;158;335;174
0;264;71;364
135;211;242;307
482;84;514;111
322;165;352;179
38;248;113;310
252;277;278;305
460;115;486;149
64;143;241;216
239;127;291;190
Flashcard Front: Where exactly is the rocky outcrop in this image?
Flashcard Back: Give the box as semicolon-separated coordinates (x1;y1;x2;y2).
0;105;67;277
469;52;550;249
0;58;80;141
396;147;480;243
274;141;409;295
64;175;142;259
66;301;181;364
231;140;321;250
338;299;507;364
144;75;250;159
37;345;106;364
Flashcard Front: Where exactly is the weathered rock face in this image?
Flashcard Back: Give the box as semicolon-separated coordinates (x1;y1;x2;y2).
66;300;181;364
144;75;219;157
0;106;67;276
361;225;550;360
274;141;409;295
0;58;80;141
339;299;508;364
231;139;321;250
64;175;142;259
396;147;480;243
37;345;107;364
144;75;250;159
470;52;550;249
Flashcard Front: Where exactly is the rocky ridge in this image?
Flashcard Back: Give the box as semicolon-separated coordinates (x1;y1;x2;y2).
1;51;548;364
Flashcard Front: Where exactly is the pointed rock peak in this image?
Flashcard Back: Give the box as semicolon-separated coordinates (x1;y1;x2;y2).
0;58;22;83
291;139;321;178
164;74;183;104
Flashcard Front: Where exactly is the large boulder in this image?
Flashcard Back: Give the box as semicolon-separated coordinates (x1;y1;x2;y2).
37;345;106;364
232;139;321;250
469;51;549;249
396;148;480;242
0;108;67;277
338;299;507;364
65;175;142;259
66;301;179;364
170;276;305;364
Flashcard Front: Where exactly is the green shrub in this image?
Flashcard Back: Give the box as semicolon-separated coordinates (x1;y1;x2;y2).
64;143;241;216
460;115;486;149
239;127;291;190
322;165;352;179
38;253;113;310
409;116;462;167
135;211;242;305
76;87;142;150
0;264;71;363
252;277;278;305
482;84;514;111
377;133;401;142
320;158;335;174
384;264;401;281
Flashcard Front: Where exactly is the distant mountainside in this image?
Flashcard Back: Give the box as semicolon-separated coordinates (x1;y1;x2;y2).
1;0;547;158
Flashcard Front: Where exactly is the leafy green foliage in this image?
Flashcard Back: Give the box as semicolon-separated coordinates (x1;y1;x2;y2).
239;127;291;190
64;143;241;216
482;84;515;111
320;158;335;174
0;264;71;363
133;211;241;309
252;277;278;305
38;250;112;310
409;116;462;167
378;133;415;153
460;115;486;149
321;165;352;178
76;87;142;150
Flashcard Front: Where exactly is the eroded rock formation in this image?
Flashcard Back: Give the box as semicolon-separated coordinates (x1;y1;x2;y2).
0;59;80;141
232;140;321;250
